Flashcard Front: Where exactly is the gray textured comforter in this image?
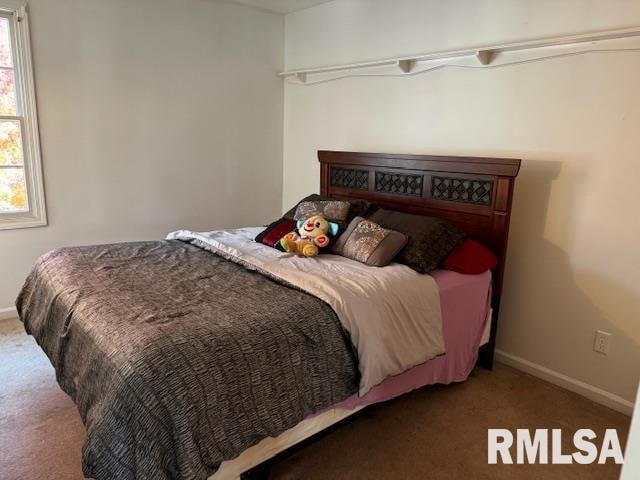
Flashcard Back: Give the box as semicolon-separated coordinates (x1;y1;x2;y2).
16;240;359;480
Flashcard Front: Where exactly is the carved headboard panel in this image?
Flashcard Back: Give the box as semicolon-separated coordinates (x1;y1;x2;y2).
319;150;521;369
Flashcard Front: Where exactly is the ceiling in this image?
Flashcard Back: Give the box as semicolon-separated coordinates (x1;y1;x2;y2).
229;0;335;14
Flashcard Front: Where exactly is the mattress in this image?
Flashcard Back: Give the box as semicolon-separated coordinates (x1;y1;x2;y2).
17;229;454;480
17;240;360;480
169;227;446;396
337;269;492;409
214;269;492;479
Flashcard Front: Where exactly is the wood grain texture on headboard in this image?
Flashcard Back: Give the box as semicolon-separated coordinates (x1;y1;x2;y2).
318;150;521;369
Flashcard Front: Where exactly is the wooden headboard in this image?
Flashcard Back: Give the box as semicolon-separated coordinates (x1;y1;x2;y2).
318;150;521;368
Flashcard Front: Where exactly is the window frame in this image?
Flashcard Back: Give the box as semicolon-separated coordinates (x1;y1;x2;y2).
0;2;45;230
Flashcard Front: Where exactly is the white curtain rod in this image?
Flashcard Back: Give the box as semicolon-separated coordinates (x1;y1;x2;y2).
280;26;640;81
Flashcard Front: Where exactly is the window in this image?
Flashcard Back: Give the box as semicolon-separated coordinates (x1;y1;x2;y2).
0;4;44;230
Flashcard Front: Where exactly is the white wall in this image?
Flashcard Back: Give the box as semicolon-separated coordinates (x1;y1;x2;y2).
0;0;283;309
283;0;640;407
621;384;640;478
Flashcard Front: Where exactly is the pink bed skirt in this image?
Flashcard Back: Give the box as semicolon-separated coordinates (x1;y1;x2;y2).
335;269;492;410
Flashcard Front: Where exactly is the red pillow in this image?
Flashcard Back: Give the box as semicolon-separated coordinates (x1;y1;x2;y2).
443;239;498;274
255;218;296;249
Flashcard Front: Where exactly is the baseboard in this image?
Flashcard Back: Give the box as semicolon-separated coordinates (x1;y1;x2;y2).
495;349;635;416
0;306;18;321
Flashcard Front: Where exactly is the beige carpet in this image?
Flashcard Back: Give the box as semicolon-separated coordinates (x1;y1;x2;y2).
0;317;630;480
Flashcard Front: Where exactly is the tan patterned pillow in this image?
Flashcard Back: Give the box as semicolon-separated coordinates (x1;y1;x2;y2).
293;200;350;224
284;194;372;223
333;217;408;267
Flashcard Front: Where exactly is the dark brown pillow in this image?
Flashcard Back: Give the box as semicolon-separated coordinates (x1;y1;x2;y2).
333;217;408;267
368;209;465;273
284;194;372;224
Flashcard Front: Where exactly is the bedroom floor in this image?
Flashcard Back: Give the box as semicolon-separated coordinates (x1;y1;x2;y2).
0;317;630;480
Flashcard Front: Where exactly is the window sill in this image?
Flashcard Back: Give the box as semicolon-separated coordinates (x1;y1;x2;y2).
0;212;47;231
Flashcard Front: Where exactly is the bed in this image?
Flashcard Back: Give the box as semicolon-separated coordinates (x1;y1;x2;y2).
16;151;520;480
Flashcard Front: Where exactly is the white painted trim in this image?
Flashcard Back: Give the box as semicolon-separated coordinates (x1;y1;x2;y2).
0;4;47;230
0;0;26;11
621;384;640;479
496;349;634;416
0;306;17;320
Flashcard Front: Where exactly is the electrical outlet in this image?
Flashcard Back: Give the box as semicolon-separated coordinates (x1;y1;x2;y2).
593;330;611;355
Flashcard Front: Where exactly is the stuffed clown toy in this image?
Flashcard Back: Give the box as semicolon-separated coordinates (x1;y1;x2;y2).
279;215;339;257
